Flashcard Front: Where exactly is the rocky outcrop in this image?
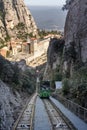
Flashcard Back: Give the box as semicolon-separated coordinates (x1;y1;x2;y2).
64;0;87;74
0;79;29;130
44;0;87;107
0;55;36;129
44;0;87;80
47;38;64;69
0;0;37;41
43;38;65;81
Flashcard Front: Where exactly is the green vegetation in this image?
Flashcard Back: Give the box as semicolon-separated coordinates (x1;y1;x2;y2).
12;66;36;93
15;22;27;40
6;51;10;57
38;29;62;39
47;37;87;108
0;35;11;49
53;65;62;81
0;38;5;49
5;35;11;42
62;0;74;10
20;69;36;93
14;22;36;41
62;78;70;95
12;63;20;85
50;65;62;89
61;66;87;107
16;22;25;30
47;38;64;89
0;11;3;18
64;41;77;62
0;56;36;94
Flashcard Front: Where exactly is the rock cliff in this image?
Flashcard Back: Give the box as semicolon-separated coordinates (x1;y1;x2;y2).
0;55;36;129
64;0;87;74
0;80;26;130
44;0;87;87
0;0;37;43
43;38;65;83
44;0;87;107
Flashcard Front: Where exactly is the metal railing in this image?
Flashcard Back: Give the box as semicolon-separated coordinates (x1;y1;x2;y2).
53;95;87;123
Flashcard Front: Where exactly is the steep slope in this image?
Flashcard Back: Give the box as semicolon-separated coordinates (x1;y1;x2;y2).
44;0;87;107
0;55;36;129
64;0;87;74
0;80;25;130
44;0;87;80
0;0;37;43
62;0;87;107
43;38;65;84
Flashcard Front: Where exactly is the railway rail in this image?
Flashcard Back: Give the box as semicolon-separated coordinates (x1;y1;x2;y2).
12;94;77;130
43;99;77;130
12;93;37;130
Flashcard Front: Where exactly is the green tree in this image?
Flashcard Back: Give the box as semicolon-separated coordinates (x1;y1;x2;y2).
12;63;20;85
62;0;74;10
62;78;70;95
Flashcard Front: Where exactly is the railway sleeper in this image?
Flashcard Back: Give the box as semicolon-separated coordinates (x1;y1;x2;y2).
17;124;30;128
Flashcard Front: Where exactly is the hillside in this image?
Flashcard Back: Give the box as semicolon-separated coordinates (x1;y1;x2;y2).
0;55;36;129
0;0;38;47
44;0;87;108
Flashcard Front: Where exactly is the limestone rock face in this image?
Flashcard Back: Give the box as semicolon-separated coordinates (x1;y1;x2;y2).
43;38;65;80
0;80;21;130
0;0;37;40
64;0;87;63
0;55;34;130
0;79;29;130
47;38;64;69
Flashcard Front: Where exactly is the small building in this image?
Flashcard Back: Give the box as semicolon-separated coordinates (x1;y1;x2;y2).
22;37;37;54
55;81;62;89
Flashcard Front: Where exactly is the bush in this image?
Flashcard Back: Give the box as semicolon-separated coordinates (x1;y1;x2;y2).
5;35;10;42
0;55;14;82
54;73;62;81
12;63;21;85
62;0;74;10
16;22;25;29
63;66;87;107
62;78;70;95
18;68;36;93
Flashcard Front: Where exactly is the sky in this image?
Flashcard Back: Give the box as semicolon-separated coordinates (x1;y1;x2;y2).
24;0;66;6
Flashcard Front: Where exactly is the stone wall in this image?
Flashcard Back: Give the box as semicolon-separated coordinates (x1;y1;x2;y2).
26;38;50;63
33;38;50;59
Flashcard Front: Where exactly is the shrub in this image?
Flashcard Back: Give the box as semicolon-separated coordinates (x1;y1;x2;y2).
54;73;62;81
16;22;25;29
62;78;70;95
20;69;36;93
62;0;74;10
12;63;21;85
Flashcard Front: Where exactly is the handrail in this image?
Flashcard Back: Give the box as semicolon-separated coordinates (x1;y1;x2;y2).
53;95;87;123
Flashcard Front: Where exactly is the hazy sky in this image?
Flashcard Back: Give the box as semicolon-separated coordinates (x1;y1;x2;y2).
24;0;66;6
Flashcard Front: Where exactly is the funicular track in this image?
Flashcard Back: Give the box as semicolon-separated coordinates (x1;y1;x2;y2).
43;99;77;130
12;93;37;130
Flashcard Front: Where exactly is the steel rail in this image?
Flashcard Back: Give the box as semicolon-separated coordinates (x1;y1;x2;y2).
43;99;77;130
12;93;37;130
